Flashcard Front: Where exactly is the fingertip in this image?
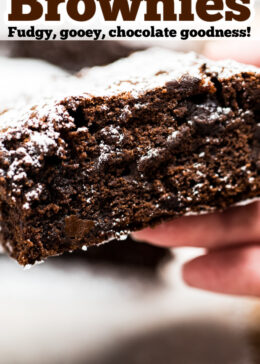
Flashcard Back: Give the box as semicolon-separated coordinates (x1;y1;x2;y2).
131;223;179;246
131;228;155;243
131;231;148;242
182;255;208;289
182;246;260;297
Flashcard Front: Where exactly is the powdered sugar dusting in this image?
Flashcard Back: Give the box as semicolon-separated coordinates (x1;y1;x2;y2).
0;47;258;216
139;148;161;163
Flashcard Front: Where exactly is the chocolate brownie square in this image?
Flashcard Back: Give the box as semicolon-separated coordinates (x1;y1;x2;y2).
0;49;259;265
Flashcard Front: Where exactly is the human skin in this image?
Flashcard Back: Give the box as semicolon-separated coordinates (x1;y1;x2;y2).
132;41;260;297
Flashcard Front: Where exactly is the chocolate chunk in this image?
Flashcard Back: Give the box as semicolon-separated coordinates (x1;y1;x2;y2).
65;215;95;239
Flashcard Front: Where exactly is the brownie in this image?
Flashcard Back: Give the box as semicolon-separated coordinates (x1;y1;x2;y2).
8;41;139;72
0;52;170;269
0;49;259;265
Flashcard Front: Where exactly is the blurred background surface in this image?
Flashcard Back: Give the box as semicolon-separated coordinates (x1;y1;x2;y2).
0;243;258;364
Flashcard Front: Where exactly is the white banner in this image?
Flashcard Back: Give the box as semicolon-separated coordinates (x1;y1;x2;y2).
0;0;258;40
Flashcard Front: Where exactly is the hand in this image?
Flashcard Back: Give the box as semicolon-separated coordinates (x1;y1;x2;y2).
132;42;260;297
132;202;260;296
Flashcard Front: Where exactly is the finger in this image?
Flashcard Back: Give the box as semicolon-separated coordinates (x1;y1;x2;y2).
132;202;260;248
204;40;260;67
182;245;260;297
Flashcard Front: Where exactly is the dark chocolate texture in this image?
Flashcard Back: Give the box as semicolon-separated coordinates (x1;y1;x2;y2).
0;49;259;265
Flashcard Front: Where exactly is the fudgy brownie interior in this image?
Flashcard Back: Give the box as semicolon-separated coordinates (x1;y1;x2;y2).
0;49;259;265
